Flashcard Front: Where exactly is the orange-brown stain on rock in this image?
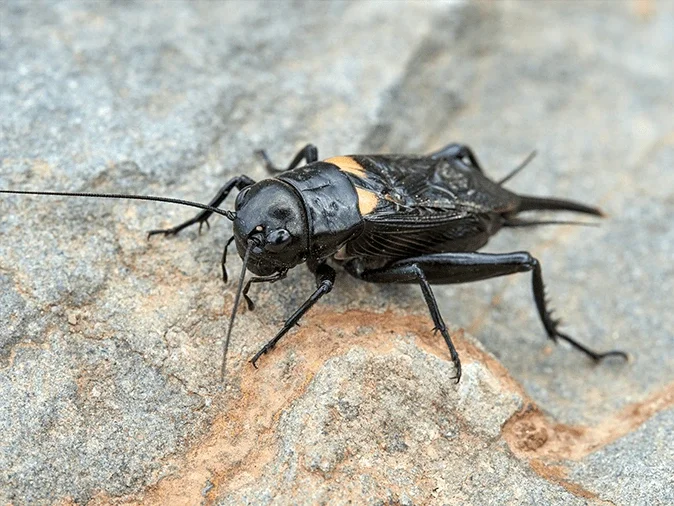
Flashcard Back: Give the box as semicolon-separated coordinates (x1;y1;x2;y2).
108;309;478;506
501;382;674;502
90;306;674;506
503;381;674;462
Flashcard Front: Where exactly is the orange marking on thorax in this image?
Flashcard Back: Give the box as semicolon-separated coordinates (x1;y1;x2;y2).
355;187;378;215
324;156;366;178
324;156;376;214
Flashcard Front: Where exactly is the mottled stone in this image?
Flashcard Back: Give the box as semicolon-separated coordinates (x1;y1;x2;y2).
570;409;674;506
1;1;672;505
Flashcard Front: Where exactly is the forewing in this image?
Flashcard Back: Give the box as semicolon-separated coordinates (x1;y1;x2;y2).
346;206;495;259
364;155;520;214
342;155;514;259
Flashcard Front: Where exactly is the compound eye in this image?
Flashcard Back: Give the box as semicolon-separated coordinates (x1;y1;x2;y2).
235;187;251;210
265;229;291;252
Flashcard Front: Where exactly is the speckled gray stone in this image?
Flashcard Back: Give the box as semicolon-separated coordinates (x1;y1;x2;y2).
570;408;674;506
218;348;584;505
1;1;672;504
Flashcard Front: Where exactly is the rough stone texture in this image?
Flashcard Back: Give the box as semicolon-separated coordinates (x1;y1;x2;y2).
570;408;674;506
1;1;672;505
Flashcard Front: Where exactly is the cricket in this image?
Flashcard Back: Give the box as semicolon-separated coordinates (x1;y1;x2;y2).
1;142;628;382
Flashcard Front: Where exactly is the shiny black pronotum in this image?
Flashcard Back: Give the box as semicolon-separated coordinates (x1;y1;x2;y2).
1;143;628;382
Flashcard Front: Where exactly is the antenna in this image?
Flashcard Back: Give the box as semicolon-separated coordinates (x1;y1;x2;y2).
0;190;236;220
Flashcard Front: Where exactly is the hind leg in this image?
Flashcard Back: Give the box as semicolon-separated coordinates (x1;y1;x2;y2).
345;252;627;381
428;143;484;173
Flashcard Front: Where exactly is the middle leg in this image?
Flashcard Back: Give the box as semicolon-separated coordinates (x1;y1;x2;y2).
255;144;319;174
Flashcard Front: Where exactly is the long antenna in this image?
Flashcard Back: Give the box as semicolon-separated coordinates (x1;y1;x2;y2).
221;240;254;380
498;150;537;186
0;190;236;220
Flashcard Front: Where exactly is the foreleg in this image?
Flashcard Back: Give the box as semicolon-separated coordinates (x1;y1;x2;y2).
148;175;255;237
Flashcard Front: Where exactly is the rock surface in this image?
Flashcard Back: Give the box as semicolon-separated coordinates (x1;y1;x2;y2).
1;1;672;504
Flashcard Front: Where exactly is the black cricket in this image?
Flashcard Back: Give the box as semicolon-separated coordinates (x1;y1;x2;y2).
1;143;627;381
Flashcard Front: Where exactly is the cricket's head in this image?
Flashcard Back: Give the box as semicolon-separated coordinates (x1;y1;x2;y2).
232;179;309;276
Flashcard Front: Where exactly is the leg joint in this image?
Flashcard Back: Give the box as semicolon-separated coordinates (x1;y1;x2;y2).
319;279;333;294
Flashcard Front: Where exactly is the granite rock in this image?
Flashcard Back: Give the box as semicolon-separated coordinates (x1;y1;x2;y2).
1;1;672;504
